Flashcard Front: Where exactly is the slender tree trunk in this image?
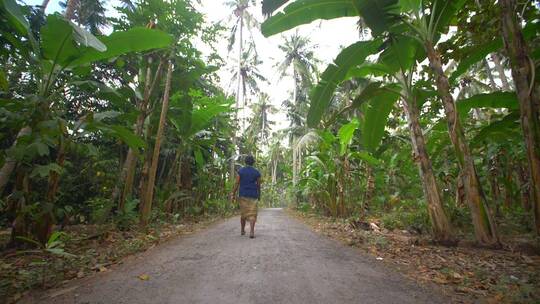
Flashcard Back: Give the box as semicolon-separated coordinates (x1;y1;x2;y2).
115;59;163;211
503;155;514;208
230;13;244;182
140;61;173;226
33;136;66;244
488;154;501;214
402;98;454;244
40;0;50;12
272;158;277;185
0;127;31;195
292;136;298;187
517;164;531;211
500;0;540;235
491;53;511;91
8;171;30;247
455;171;466;207
64;0;78;20
425;42;499;246
363;164;374;218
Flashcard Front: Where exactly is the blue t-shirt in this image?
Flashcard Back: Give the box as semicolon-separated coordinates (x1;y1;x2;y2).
238;166;261;199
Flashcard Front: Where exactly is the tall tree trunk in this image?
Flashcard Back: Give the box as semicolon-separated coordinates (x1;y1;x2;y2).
64;0;78;20
8;170;30;247
425;42;499;246
503;156;514;208
488;153;501;215
517;164;531;211
230;13;245;182
292;136;298;187
0;127;31;195
363;164;374;217
115;59;163;211
491;53;511;91
402;98;454;244
34;135;66;244
140;61;173;226
40;0;50;12
500;0;540;236
272;158;277;185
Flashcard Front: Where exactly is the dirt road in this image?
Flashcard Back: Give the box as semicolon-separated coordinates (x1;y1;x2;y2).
25;208;449;303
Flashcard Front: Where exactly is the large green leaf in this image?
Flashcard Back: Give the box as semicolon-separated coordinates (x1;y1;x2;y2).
0;69;8;91
307;39;382;127
360;85;400;152
345;63;392;80
41;15;79;67
169;93;193;136
352;0;400;37
69;28;172;67
87;122;145;149
378;35;424;73
107;125;146;149
431;0;467;37
30;163;63;178
70;21;106;52
261;0;357;37
449;39;502;84
194;147;205;171
2;0;29;35
351;81;382;108
189;103;231;137
398;0;421;12
349;151;381;166
456;92;519;118
471;112;520;147
262;0;290;16
449;21;540;83
338;118;359;155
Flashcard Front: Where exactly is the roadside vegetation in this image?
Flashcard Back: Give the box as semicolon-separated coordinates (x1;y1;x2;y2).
1;0;539;302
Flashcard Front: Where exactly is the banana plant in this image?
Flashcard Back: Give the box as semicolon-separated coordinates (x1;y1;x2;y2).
260;0;524;245
1;0;172;245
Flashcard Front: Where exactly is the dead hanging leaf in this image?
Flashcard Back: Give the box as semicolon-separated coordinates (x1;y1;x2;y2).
138;274;150;281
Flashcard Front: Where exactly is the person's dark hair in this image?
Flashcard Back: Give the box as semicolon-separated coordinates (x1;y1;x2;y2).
245;155;255;166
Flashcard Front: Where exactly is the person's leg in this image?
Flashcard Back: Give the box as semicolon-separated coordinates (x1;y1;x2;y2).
241;217;246;235
249;219;256;238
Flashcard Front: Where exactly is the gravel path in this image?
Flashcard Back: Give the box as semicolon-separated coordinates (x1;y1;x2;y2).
23;208;450;304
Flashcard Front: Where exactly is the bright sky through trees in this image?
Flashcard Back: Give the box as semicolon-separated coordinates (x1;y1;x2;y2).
25;0;359;133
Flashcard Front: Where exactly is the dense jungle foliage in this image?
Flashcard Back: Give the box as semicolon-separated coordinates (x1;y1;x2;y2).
0;0;539;281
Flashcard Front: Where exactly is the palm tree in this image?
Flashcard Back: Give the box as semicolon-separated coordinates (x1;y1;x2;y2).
275;32;319;187
61;0;107;34
246;93;276;143
276;32;319;108
225;0;259;110
228;45;267;108
225;0;259;181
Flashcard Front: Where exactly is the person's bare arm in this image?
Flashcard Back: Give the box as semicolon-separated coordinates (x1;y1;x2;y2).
256;177;261;200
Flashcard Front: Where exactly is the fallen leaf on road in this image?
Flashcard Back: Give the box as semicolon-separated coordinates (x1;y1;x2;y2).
138;274;150;281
